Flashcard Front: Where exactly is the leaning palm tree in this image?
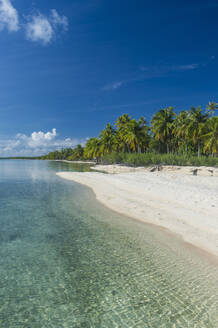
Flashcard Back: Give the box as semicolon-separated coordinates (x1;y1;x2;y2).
187;107;208;157
151;107;175;153
202;116;218;156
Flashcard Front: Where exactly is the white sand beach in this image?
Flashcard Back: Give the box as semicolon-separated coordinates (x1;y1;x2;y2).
57;167;218;257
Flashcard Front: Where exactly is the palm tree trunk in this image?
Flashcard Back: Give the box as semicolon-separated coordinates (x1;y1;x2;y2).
185;140;188;153
197;141;201;157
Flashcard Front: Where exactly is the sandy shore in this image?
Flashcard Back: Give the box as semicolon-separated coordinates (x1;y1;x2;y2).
57;169;218;257
91;164;218;176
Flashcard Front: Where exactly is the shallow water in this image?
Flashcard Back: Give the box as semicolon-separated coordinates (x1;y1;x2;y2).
0;160;217;327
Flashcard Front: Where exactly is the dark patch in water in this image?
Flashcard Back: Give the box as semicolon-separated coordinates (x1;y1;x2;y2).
8;233;20;242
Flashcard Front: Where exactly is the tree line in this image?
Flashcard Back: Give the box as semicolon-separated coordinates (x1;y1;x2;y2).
42;102;218;162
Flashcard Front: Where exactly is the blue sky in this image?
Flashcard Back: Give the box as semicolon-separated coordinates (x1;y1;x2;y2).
0;0;218;156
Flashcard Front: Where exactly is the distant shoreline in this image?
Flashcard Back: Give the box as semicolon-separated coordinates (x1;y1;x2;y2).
57;168;218;259
54;160;96;165
0;158;97;164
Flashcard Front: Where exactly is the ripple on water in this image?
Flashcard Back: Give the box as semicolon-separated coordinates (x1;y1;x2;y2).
0;160;217;328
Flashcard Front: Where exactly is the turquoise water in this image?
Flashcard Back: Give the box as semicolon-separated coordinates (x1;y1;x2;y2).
0;160;217;328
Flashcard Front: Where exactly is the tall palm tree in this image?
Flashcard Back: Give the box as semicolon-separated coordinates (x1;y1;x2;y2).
187;107;208;157
151;107;175;153
172;110;190;153
135;117;150;153
115;114;132;129
115;114;132;152
123;119;139;152
202;116;218;156
99;123;115;155
115;116;150;153
84;138;100;160
72;144;84;160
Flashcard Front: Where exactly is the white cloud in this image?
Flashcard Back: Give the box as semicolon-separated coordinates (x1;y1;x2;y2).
172;64;199;71
0;129;86;157
25;10;68;45
0;3;68;44
0;0;19;32
31;128;57;142
140;63;199;74
103;81;125;91
103;62;203;91
25;14;53;45
51;9;68;31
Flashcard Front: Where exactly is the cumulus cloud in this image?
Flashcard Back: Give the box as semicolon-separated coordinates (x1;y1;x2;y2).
0;0;19;32
25;10;68;44
0;1;68;44
25;14;53;45
0;129;85;157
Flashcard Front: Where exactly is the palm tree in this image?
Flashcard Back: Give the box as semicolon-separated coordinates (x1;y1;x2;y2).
99;123;115;156
202;117;218;156
187;107;208;157
137;117;150;153
115;114;132;152
72;144;84;160
172;110;190;153
115;116;150;153
115;114;132;129
84;138;100;161
123;119;139;152
151;107;175;153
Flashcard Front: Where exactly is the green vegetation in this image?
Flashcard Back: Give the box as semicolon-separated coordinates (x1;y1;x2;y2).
42;102;218;167
99;152;218;167
41;145;84;161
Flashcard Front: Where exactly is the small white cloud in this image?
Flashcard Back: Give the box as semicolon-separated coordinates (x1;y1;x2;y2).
25;10;68;45
103;81;125;91
50;9;68;31
0;0;19;32
0;129;86;157
173;64;199;71
25;14;53;45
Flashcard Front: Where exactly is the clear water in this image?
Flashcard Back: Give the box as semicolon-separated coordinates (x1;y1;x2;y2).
0;160;217;328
